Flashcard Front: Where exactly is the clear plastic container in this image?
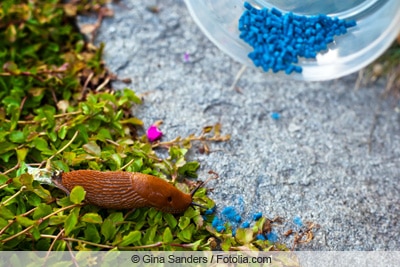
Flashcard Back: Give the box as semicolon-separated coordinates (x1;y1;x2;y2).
184;0;400;81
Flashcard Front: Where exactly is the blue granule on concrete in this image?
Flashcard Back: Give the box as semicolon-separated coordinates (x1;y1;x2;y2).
212;217;224;229
241;221;250;228
204;206;216;215
239;2;357;74
256;233;266;241
216;225;226;232
221;206;240;222
271;112;281;120
252;212;263;221
293;216;303;227
266;231;278;242
210;201;284;241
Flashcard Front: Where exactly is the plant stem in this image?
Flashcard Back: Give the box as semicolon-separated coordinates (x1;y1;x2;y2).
0;203;82;243
1;186;26;206
46;130;80;163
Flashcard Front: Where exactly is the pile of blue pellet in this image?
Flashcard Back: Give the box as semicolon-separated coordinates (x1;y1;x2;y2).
208;205;279;242
238;2;357;74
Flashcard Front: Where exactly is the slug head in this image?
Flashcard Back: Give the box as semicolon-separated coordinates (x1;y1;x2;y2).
156;187;193;214
132;173;193;214
144;185;193;214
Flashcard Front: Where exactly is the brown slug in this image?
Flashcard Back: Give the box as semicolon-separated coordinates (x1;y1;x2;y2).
53;170;212;214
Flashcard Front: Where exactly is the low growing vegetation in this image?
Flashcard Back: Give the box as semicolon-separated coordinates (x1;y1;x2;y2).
0;0;313;251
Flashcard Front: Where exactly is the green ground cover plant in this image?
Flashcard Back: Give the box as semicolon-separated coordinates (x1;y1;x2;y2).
0;0;315;251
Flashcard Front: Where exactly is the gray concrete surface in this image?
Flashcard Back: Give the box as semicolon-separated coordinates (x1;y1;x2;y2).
80;0;400;250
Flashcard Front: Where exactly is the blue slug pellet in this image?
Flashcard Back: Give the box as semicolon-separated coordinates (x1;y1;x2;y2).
239;2;357;75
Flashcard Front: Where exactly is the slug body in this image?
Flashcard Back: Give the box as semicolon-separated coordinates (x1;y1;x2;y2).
60;170;192;214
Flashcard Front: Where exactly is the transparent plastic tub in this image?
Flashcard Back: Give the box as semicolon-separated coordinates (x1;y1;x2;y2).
184;0;400;81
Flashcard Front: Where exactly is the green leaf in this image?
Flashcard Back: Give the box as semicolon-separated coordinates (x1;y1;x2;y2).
169;147;187;160
177;224;195;242
110;153;122;169
9;131;25;143
31;137;51;152
178;161;200;177
87;118;101;132
121;88;142;104
101;218;117;241
57;196;73;208
19;173;33;188
16;148;28;162
142;225;157;245
192;214;204;229
32;203;52;220
74;124;88;143
162;227;173;244
164;213;177;229
15;215;35;227
108;212;124;224
0;174;9;184
0;217;8;228
62;151;76;163
83;141;101;157
49;215;67;225
64;207;80;236
32;185;52;201
26;191;42;206
58;125;68;140
69;186;86;204
80;213;103;224
84;224;101;243
30;226;41;241
5;24;17;43
47;131;57;142
96;128;112;141
235;228;254;245
183;206;200;219
178;216;190;230
47;42;59;52
188;239;203;251
3;61;20;75
0;150;15;162
37;105;56;128
148;210;163;226
130;158;143;172
118;231;141;247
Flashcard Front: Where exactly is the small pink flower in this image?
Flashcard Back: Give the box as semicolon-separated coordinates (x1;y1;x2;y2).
147;122;163;142
183;52;190;62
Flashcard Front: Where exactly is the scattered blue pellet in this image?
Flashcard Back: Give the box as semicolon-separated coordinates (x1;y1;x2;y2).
252;212;263;221
271;112;281;120
256;233;266;241
293;216;303;227
266;231;279;242
216;225;226;232
221;206;240;222
235;215;242;223
239;2;357;75
212;217;224;228
241;221;250;228
204;206;216;215
210;205;282;242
